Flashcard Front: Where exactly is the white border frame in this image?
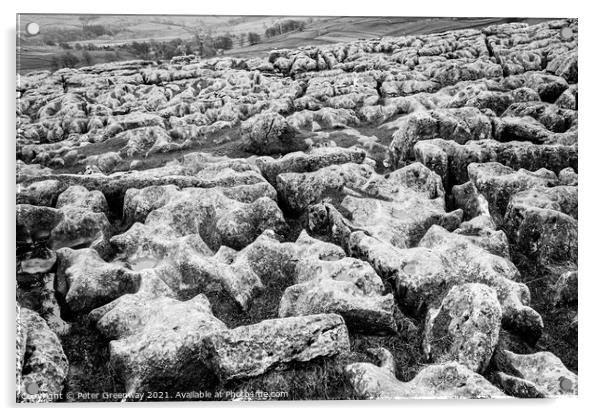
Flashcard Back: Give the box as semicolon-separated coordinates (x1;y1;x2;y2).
3;1;598;414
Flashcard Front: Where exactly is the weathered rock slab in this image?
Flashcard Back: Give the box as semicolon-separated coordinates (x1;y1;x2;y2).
202;314;350;382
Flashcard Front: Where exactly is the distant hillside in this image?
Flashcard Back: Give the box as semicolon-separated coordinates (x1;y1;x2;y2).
226;16;554;57
17;15;554;74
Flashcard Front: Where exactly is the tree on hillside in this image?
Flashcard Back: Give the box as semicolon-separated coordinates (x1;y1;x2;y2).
83;24;110;37
265;19;306;38
248;32;261;45
60;52;79;68
213;36;233;50
131;41;151;59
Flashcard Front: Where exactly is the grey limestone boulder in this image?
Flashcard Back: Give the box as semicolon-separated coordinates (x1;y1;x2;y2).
16;306;69;403
346;348;504;399
491;349;577;397
202;314;350;383
56;247;140;313
424;283;502;373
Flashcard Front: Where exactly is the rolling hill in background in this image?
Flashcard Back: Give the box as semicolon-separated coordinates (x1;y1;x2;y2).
226;16;553;57
17;14;553;74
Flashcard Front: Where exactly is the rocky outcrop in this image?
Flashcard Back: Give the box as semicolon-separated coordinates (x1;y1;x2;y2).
142;235;265;310
90;281;226;393
16;306;69;403
256;146;366;185
279;273;396;334
280;161;462;249
424;283;502;373
467;162;558;224
504;185;577;267
56;248;141;313
417;226;542;343
49;205;111;253
340;163;463;249
91;278;349;393
15;17;578;401
414;139;576;189
55;185;109;213
49;186;112;253
17;152;274;204
16;179;62;206
387;107;493;168
17;251;69;335
112;186;286;259
308;205;542;344
501;102;575;133
555;85;577;110
559;167;578;185
17;204;63;244
117;126;190;161
276;162;375;213
491;349;577;397
346;348;504;399
484;20;577;76
452;181;489;220
241;111;306;155
547;51;577;83
240;230;396;333
202;314;350;382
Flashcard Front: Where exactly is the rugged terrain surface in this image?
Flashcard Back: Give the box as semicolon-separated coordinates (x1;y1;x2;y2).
16;18;578;401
